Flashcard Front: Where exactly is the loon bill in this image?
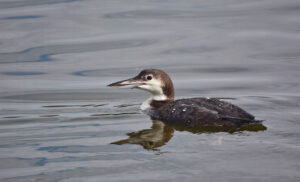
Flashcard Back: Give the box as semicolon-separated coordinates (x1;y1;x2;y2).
107;69;263;127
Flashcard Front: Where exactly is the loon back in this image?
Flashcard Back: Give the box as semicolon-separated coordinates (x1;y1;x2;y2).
147;98;260;127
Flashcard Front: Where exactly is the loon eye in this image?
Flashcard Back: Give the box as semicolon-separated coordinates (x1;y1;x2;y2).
146;75;152;80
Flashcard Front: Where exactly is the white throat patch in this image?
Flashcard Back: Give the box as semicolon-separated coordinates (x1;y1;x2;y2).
140;94;168;111
137;78;168;110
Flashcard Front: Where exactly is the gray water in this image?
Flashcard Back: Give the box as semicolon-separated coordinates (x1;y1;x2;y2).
1;0;300;181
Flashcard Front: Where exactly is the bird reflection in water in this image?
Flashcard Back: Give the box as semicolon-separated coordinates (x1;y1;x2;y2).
112;120;174;150
111;119;267;150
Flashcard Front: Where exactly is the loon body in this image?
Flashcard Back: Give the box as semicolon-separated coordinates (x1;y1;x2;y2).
108;69;262;127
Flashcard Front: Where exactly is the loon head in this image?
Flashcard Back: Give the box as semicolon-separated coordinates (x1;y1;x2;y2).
108;69;174;107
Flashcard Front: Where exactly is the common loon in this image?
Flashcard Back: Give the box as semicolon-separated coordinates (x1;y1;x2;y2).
108;69;262;127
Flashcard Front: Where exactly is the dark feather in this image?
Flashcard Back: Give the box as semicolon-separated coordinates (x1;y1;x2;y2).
148;98;260;127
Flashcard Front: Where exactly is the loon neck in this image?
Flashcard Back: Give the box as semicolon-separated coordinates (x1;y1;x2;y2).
149;99;173;109
141;95;173;111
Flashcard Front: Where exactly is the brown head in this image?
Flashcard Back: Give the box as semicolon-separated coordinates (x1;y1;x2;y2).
108;69;174;101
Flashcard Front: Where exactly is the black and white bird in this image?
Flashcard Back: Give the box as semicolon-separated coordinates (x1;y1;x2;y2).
108;69;262;127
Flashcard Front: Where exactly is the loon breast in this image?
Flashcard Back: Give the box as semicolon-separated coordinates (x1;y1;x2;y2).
147;98;260;127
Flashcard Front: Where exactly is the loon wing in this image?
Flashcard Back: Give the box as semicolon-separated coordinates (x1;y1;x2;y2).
152;100;220;126
151;98;258;126
190;98;255;121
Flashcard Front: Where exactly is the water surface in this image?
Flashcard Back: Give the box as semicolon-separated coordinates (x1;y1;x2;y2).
0;0;300;181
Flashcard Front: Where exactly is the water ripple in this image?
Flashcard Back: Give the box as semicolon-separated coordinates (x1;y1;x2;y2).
162;46;221;55
0;0;80;10
1;15;43;20
1;71;45;76
104;9;253;19
0;39;157;64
